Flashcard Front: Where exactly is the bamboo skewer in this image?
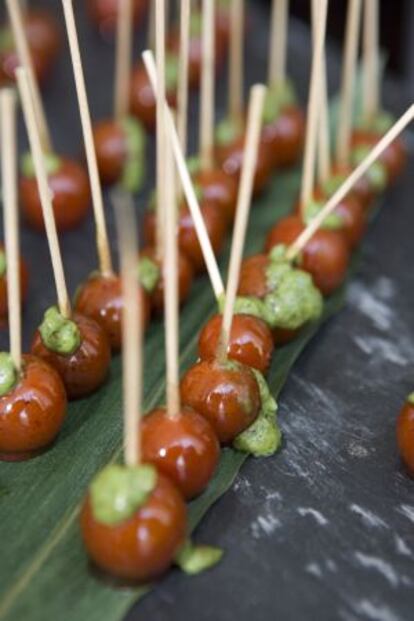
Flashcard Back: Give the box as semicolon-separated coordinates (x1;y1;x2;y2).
336;0;362;167
114;0;133;121
6;0;52;153
362;0;379;123
155;0;167;260
16;68;71;319
228;0;244;121
268;0;288;87
299;0;328;212
1;89;21;370
199;0;215;171
113;190;143;467
217;84;266;363
61;0;113;277
176;0;190;157
287;103;414;260
142;49;225;301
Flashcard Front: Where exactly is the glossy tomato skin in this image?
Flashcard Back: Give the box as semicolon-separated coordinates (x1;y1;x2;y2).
142;406;220;500
0;354;66;462
86;0;148;35
31;313;111;400
351;129;407;186
93;120;127;186
130;62;177;131
216;134;273;197
0;252;29;321
262;106;305;169
265;215;350;296
144;202;227;274
139;246;193;314
193;168;238;223
20;157;91;232
180;359;261;444
81;472;187;582
198;313;274;374
397;401;414;477
74;273;150;352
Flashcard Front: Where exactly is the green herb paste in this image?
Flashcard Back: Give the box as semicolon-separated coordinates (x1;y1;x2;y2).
39;306;81;356
0;352;17;397
138;256;160;293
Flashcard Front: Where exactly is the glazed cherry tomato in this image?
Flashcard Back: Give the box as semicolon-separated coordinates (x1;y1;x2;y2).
262;105;305;169
192;167;238;223
0;354;66;462
86;0;148;36
144;202;227;274
396;396;414;478
93;120;127;186
0;10;60;87
198;313;274;373
265;215;350;296
20;156;91;232
130;61;177;131
180;358;261;444
0;246;29;323
139;246;193;314
31;313;111;400
81;472;187;582
351;129;407;186
142;406;220;500
74;272;150;351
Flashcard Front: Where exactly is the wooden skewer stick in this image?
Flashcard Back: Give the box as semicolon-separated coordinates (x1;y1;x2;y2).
176;0;190;157
164;127;180;419
16;68;71;318
199;0;215;170
336;0;362;167
362;0;379;123
287;102;414;260
268;0;289;86
1;89;21;370
155;0;167;260
228;0;244;120
114;0;133;121
143;50;225;301
311;0;331;186
112;189;143;467
217;84;266;363
61;0;113;277
6;0;52;153
299;0;328;213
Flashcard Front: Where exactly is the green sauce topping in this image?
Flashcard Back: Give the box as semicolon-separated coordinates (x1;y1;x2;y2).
138;256;160;293
407;392;414;406
234;369;281;457
302;199;344;231
356;110;395;134
0;249;6;278
176;540;223;575
0;28;14;53
90;464;157;526
120;117;146;193
351;145;388;192
187;155;201;176
215;116;244;147
165;53;180;91
323;173;347;198
21;152;62;179
231;295;270;323
0;352;18;397
263;80;297;124
39;306;81;356
189;12;203;37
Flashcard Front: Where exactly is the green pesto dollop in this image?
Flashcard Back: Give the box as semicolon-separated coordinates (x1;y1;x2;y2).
231;295;270;324
264;263;323;330
165;53;180;91
263;80;297;124
351;145;388;192
120;116;146;193
39;306;81;356
138;256;160;293
0;352;18;397
90;463;157;526
356;110;395;135
176;540;223;575
234;369;281;457
0;249;6;278
186;155;201;176
302;199;344;231
322;173;347;198
215;116;244;147
0;28;14;53
407;392;414;407
21;151;62;179
189;12;203;37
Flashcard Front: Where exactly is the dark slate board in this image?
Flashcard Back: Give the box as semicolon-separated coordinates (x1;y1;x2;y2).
1;1;413;620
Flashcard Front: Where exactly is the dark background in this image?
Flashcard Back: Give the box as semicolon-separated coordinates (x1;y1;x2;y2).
1;1;414;620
